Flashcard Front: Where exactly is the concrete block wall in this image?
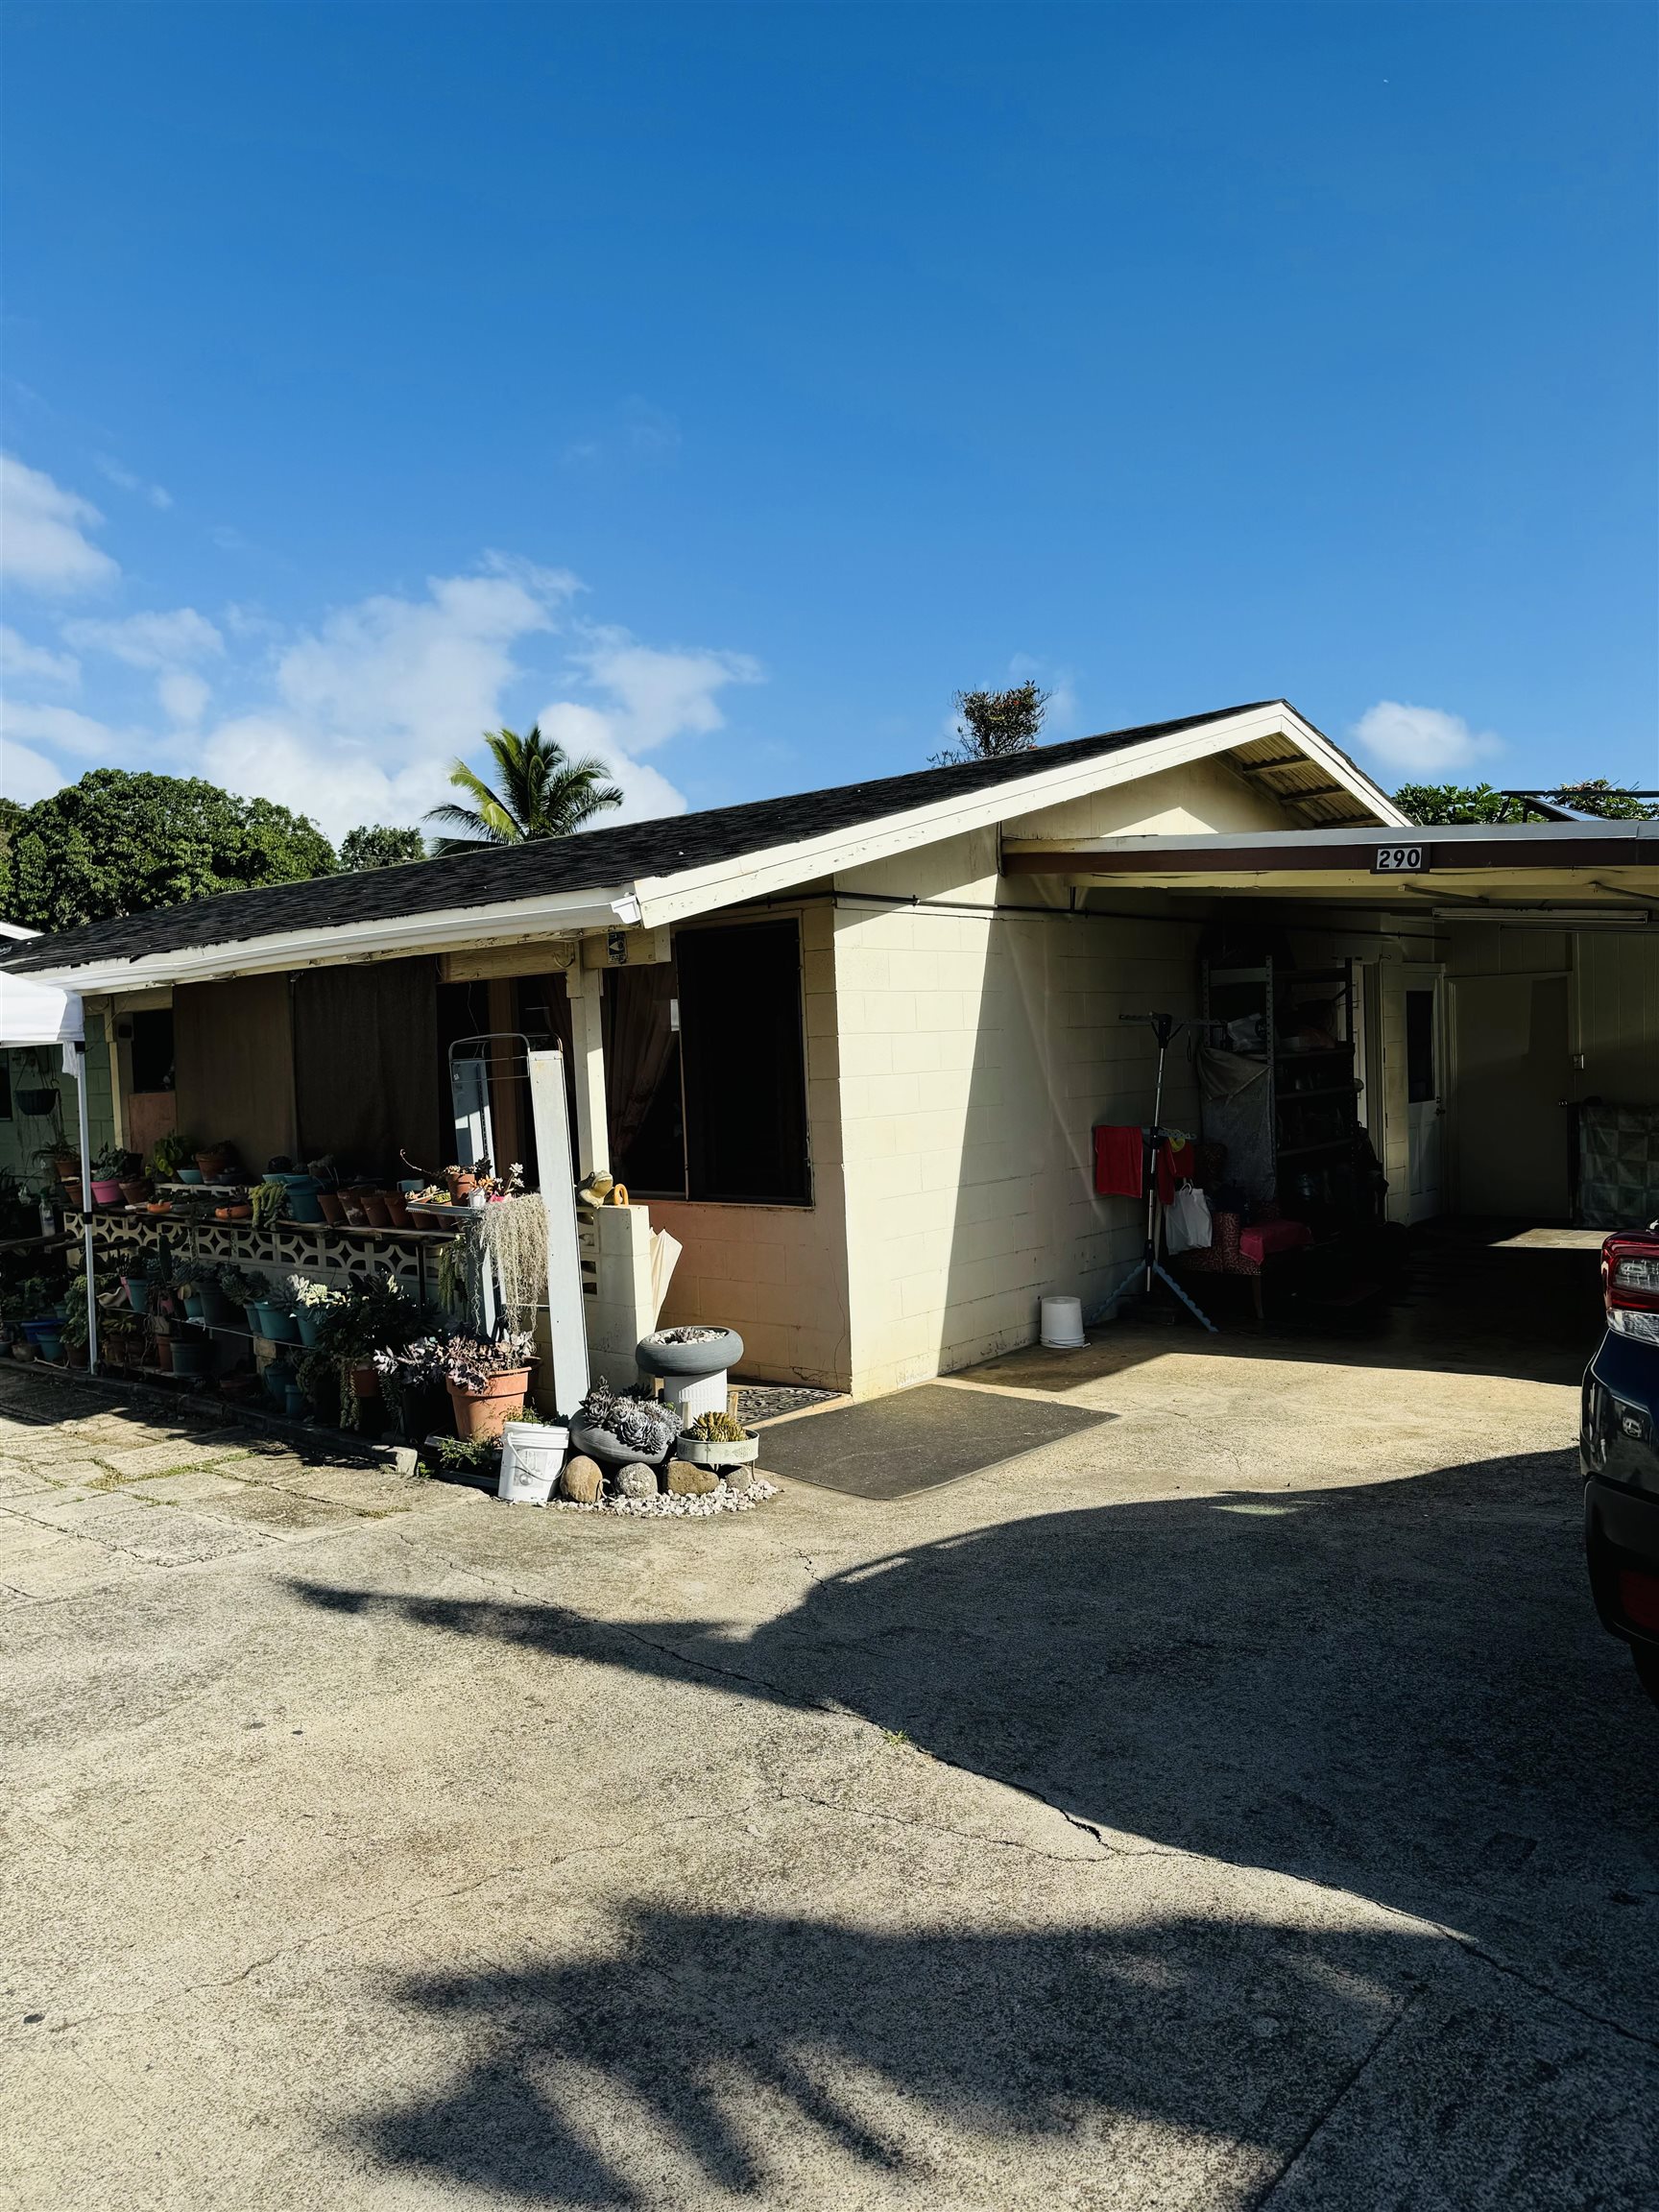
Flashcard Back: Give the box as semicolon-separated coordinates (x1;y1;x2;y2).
833;832;1203;1397
649;899;854;1388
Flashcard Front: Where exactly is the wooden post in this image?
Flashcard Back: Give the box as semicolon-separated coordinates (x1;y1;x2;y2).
565;963;610;1178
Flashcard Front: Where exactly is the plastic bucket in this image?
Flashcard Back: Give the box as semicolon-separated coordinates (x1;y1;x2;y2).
498;1422;569;1504
1039;1295;1085;1350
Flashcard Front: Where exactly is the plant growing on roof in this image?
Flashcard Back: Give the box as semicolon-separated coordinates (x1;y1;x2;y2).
928;681;1051;768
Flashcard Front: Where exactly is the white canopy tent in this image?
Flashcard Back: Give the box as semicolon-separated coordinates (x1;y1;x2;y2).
0;968;98;1371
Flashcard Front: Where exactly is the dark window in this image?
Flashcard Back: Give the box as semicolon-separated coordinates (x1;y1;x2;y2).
0;1060;11;1120
604;963;686;1197
130;1009;175;1093
1406;989;1436;1104
679;920;810;1205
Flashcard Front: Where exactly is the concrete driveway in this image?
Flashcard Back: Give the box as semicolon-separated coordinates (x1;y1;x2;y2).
2;1332;1655;2210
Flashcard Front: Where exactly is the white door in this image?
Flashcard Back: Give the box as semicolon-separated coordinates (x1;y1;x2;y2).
1404;969;1445;1221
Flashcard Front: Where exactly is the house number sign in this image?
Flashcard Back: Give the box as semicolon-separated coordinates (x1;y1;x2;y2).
1372;842;1431;874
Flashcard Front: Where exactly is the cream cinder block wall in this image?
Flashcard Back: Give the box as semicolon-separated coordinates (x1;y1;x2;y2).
1007;756;1303;840
649;900;854;1389
833;831;1203;1397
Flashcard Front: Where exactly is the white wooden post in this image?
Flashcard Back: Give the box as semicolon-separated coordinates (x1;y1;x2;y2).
527;1046;589;1410
565;963;610;1178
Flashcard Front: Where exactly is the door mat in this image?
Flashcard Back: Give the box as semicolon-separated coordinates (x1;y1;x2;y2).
757;1383;1116;1502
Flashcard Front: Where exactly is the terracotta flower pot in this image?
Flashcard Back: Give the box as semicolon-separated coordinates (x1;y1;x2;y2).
445;1168;478;1202
360;1191;392;1228
383;1190;411;1229
53;1155;80;1186
349;1362;381;1400
195;1149;232;1180
445;1367;532;1442
153;1337;176;1374
342;1196;369;1226
118;1178;151;1206
215;1203;252;1221
316;1191;345;1224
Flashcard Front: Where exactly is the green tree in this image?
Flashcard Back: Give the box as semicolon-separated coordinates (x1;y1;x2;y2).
340;823;428;870
425;723;623;853
1395;780;1659;826
930;681;1051;768
1391;783;1537;826
0;770;336;933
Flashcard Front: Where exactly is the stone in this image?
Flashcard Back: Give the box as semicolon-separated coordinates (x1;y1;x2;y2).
558;1455;605;1503
665;1459;717;1497
615;1461;659;1500
722;1460;755;1491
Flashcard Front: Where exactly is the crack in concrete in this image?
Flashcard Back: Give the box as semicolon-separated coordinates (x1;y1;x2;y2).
22;1800;763;2041
1244;1991;1419;2210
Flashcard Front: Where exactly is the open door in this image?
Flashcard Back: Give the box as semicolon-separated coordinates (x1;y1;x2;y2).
1450;973;1571;1220
1403;968;1445;1221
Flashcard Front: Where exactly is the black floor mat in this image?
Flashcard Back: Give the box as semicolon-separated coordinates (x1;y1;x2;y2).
757;1383;1116;1501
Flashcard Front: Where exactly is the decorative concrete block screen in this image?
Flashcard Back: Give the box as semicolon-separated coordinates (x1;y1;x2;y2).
1578;1102;1659;1231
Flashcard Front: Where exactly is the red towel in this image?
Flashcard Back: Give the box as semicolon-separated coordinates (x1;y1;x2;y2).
1093;1124;1144;1197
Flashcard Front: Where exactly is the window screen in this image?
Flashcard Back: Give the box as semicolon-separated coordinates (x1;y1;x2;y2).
677;920;810;1205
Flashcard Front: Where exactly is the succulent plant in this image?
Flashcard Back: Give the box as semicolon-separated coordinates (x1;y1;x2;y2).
691;1409;749;1442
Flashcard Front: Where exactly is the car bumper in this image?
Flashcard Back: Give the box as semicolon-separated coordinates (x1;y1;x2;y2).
1584;1475;1659;1651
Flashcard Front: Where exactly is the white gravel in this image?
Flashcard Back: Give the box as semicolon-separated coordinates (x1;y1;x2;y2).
546;1478;781;1517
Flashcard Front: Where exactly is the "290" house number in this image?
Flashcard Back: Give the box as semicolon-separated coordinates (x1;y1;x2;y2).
1372;843;1429;874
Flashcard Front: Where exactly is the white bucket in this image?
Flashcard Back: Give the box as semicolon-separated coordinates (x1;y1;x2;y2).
498;1422;569;1505
1039;1295;1085;1350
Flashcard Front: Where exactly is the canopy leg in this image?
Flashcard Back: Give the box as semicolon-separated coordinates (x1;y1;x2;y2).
73;1041;98;1376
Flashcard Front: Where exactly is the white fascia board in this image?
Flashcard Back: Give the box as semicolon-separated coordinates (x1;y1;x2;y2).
1005;818;1657;859
628;704;1403;928
12;886;630;995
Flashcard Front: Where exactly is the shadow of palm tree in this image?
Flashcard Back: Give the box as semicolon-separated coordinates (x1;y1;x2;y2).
295;1447;1659;2201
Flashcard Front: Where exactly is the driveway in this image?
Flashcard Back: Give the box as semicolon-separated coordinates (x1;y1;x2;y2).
2;1334;1654;2210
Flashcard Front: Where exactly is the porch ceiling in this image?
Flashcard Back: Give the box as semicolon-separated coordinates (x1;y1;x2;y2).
1002;821;1659;917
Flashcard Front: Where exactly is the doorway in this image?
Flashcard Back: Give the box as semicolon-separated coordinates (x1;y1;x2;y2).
1450;973;1572;1220
1403;968;1445;1221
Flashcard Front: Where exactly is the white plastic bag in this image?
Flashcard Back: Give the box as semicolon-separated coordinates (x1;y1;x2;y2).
1164;1183;1213;1257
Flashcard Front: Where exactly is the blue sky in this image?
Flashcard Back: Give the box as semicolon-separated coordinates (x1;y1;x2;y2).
2;2;1654;839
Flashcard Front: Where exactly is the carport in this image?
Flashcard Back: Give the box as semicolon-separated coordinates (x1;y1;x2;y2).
1005;817;1659;1232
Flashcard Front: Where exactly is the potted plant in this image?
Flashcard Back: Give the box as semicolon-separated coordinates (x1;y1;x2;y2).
88;1145;131;1208
253;1279;301;1344
373;1334;453;1441
439;1332;537;1441
219;1265;268;1337
358;1188;392;1229
288;1275;341;1347
150;1131;200;1184
60;1275;89;1366
675;1409;760;1471
308;1158;345;1225
308;1273;426;1428
570;1378;682;1470
195;1142;237;1181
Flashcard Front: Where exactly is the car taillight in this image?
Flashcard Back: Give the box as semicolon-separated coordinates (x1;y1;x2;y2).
1603;1235;1659;1346
1617;1571;1659;1634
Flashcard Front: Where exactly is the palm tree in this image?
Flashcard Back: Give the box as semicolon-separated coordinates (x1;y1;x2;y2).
425;725;624;853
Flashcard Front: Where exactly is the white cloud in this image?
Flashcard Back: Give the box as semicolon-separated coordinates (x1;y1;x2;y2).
0;738;64;805
93;454;172;510
0;699;126;759
1351;700;1502;778
0;625;78;687
0;455;119;592
565;631;762;752
158;670;211;727
62;607;223;668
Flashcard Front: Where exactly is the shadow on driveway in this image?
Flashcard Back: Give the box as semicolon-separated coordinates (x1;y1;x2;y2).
296;1447;1659;2203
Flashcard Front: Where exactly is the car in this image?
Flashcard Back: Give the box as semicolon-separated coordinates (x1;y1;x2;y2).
1582;1227;1659;1710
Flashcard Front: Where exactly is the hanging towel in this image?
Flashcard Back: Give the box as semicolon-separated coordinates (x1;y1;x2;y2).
1093;1124;1145;1198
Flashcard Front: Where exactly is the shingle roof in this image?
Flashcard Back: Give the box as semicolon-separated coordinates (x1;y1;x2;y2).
0;704;1275;975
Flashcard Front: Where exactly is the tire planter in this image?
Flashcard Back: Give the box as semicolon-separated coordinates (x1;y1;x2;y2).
636;1327;745;1380
446;1366;534;1442
570;1418;675;1471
